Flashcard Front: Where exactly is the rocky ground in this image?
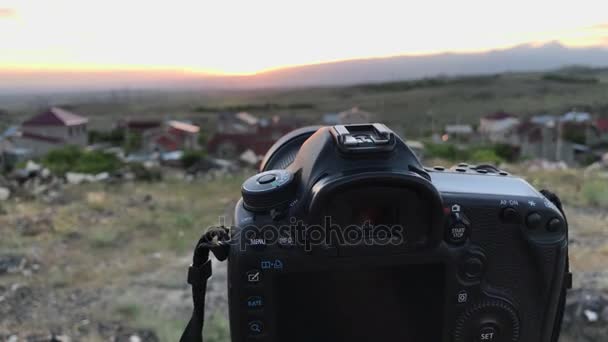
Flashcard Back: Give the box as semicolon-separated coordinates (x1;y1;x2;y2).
0;169;607;341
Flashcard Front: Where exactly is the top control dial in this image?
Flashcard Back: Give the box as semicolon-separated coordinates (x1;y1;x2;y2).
241;170;295;212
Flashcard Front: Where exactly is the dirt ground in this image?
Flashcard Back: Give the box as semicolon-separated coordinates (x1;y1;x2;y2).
0;170;607;341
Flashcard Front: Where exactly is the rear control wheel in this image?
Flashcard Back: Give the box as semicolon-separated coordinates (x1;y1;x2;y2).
454;299;520;342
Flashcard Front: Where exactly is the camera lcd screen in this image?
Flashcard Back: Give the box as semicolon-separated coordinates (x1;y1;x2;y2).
276;264;444;342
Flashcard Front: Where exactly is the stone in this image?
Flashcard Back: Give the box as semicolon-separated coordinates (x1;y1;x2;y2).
0;187;10;201
0;255;27;275
25;160;42;173
66;173;87;185
16;215;54;236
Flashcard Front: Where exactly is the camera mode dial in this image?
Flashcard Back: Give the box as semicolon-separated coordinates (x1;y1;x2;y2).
454;299;520;342
242;170;295;212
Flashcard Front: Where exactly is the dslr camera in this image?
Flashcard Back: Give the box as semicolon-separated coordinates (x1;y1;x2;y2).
185;123;571;342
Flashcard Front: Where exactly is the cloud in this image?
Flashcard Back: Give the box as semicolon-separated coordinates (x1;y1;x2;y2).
0;8;16;19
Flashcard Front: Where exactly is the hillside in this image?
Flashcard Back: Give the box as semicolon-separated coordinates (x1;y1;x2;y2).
3;66;608;136
2;43;608;93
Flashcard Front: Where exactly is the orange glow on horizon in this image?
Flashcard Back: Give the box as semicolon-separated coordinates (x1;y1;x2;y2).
0;0;607;76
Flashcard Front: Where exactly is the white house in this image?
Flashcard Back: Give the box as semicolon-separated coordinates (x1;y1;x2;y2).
479;112;520;143
561;111;591;123
15;107;88;157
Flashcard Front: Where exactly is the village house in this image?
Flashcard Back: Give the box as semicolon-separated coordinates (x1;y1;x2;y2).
594;118;608;143
338;107;373;124
208;113;300;158
217;112;260;134
479;111;520;143
145;120;200;153
516;114;598;165
117;119;200;153
14;107;88;157
323;107;374;126
444;124;474;142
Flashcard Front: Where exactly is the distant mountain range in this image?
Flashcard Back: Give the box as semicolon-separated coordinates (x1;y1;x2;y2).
2;42;608;94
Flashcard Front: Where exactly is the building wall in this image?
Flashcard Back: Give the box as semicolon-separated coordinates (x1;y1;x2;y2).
22;124;88;146
17;123;88;157
519;127;575;165
14;137;61;157
479;118;520;143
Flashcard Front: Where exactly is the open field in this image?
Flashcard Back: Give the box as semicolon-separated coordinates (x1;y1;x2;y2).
1;165;607;341
2;67;608;136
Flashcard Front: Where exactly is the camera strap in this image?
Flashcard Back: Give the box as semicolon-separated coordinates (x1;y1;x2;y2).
180;226;231;342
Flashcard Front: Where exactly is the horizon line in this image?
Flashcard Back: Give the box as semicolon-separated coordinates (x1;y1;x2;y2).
2;40;607;77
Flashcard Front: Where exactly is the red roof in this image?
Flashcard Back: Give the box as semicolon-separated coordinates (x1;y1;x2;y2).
23;107;88;127
483;111;518;120
596;118;608;133
155;135;179;151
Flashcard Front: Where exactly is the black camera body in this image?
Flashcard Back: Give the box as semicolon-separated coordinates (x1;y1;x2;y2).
227;124;570;342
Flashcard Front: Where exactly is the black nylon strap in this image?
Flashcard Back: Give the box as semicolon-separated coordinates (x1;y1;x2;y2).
180;227;230;342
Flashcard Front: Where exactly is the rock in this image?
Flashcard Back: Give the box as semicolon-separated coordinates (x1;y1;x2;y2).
0;187;10;201
584;309;599;322
0;255;27;275
123;172;136;181
25;160;42;173
16;215;54;236
129;335;142;342
239;149;259;166
66;172;88;185
41;168;52;179
562;289;608;341
94;172;110;182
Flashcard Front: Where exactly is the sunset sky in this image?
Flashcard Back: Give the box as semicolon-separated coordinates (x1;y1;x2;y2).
1;0;607;75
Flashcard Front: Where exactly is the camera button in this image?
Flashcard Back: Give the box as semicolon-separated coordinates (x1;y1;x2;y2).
247;320;264;336
257;174;276;184
246;295;264;310
478;323;498;341
525;212;542;229
447;223;468;244
501;207;520;223
463;256;484;280
246;270;262;284
547;218;563;232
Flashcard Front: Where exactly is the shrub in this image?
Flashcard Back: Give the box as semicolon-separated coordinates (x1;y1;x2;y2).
72;151;121;174
42;146;83;175
42;146;122;175
181;150;206;169
123;132;142;154
426;143;468;161
127;162;162;182
88;128;125;145
469;149;503;165
492;143;519;162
